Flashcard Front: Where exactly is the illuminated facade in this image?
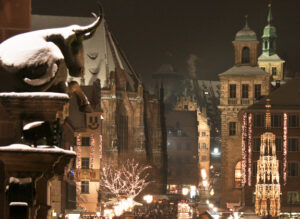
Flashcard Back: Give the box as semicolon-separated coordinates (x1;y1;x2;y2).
218;17;270;208
258;4;285;82
241;77;300;215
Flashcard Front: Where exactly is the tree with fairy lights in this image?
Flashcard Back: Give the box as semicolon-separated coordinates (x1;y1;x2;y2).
100;159;152;200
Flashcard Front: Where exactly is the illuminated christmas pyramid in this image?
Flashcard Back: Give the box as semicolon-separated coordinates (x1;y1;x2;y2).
254;99;281;217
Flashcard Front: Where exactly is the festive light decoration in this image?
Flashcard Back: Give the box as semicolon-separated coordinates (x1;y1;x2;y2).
76;134;81;169
248;113;253;186
90;134;95;168
283;113;288;185
99;134;103;159
100;159;152;199
242;113;247;186
255;132;281;217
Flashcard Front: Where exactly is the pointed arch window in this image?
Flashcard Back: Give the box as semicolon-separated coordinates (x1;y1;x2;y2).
242;47;250;64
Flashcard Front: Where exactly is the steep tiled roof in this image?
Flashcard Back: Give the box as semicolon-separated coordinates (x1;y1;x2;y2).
219;66;269;77
247;77;300;110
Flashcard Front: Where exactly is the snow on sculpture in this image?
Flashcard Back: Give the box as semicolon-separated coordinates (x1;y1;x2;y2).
0;8;102;111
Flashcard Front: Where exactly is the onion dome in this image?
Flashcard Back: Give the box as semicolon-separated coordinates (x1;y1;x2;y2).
235;16;257;41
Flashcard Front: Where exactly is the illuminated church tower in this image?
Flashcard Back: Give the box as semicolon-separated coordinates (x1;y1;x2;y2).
258;4;285;82
254;99;281;217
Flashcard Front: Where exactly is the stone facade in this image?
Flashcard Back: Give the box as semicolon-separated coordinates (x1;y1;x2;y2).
218;20;270;208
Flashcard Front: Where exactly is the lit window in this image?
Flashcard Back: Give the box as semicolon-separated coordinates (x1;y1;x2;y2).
177;129;182;136
235;161;242;188
81;181;89;194
272;67;277;76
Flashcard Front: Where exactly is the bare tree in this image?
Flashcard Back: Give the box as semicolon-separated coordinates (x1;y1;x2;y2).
100;159;152;199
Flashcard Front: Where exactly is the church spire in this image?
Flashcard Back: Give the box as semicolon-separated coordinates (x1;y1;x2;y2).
267;3;273;24
245;14;249;28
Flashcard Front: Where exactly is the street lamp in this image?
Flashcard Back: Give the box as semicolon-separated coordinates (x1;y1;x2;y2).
182;187;189;196
96;211;101;219
143;194;153;204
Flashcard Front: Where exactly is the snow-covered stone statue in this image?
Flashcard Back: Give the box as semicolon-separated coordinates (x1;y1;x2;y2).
0;10;102;111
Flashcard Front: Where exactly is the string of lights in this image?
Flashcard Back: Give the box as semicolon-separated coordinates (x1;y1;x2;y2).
242;113;247;186
76;134;81;169
248;113;252;186
90;134;95;168
283;113;288;185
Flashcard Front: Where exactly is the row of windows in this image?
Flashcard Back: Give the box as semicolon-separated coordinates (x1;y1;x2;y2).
229;84;261;99
253;114;300;128
261;66;277;76
229;114;300;136
252;137;300;152
235;161;300;188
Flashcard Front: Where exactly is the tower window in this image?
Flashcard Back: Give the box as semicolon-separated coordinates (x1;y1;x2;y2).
272;67;277;76
242;47;250;63
264;41;268;49
242;84;249;98
229;84;236;98
254;84;261;100
229;122;236;136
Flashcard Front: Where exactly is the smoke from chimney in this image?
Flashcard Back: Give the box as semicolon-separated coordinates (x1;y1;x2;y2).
187;54;198;79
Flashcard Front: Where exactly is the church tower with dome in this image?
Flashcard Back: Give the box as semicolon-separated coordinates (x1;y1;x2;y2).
258;4;285;82
218;17;271;208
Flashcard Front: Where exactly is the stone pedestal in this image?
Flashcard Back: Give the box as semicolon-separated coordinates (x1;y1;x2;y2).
0;93;75;219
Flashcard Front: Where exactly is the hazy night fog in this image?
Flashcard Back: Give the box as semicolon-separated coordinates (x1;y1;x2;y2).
32;0;300;84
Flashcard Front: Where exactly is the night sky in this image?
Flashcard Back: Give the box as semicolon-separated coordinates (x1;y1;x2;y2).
32;0;300;83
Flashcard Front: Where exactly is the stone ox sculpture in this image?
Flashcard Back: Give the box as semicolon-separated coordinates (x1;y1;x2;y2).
0;11;102;111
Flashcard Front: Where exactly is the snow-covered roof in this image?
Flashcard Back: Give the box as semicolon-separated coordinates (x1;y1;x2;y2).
0;92;69;100
0;144;76;155
31;15;139;90
219;66;269;77
258;53;285;62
